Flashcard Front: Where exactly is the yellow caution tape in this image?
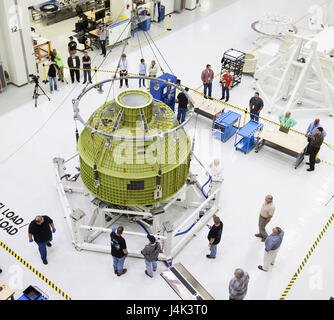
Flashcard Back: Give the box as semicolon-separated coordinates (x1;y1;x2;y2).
60;66;334;152
187;88;334;152
0;240;72;300
280;212;334;300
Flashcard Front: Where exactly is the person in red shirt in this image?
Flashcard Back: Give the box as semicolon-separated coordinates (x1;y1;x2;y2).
220;69;233;102
201;64;214;100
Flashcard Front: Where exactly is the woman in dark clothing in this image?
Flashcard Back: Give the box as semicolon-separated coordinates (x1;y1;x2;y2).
47;55;59;93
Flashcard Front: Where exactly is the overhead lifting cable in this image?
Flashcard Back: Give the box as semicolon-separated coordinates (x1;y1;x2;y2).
141;28;167;78
85;10;138;146
87;3;162;183
139;24;200;153
136;26;144;59
140;27;181;122
74;7;132;155
87;1;158;136
144;29;175;76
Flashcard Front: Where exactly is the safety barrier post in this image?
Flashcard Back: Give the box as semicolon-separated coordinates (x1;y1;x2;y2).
42;64;48;83
243;107;248;126
95;66;97;84
167;14;172;31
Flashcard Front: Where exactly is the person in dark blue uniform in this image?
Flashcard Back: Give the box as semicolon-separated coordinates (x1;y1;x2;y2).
28;215;56;265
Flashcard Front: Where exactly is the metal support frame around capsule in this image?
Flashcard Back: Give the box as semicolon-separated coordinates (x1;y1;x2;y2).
73;75;195;142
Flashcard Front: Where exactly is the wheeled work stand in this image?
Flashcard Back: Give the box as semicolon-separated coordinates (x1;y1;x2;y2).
221;49;246;88
53;153;222;263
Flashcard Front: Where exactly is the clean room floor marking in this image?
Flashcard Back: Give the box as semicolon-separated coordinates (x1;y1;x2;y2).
280;212;334;300
0;240;72;300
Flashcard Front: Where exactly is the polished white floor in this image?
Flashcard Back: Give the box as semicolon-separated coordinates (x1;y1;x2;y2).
1;0;334;300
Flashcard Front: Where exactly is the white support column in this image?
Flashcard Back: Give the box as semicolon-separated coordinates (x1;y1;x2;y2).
208;180;222;207
70;209;86;249
269;37;303;112
0;0;36;86
284;44;315;112
53;158;74;236
152;213;161;234
313;50;334;115
162;221;173;261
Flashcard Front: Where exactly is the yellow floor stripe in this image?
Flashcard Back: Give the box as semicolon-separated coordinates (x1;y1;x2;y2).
0;240;72;300
280;213;334;300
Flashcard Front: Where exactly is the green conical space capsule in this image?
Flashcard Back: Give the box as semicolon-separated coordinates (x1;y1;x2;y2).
78;89;191;206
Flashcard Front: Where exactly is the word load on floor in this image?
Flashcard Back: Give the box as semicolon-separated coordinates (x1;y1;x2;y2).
0;203;24;235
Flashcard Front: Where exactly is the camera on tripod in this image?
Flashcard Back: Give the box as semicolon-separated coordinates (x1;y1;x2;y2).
29;74;40;84
30;74;50;107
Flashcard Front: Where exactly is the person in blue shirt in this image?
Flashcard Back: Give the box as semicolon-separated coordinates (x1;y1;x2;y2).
138;58;147;88
306;118;326;155
258;227;284;272
98;25;107;57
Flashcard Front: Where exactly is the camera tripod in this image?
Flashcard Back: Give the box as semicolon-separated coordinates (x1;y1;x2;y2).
32;80;50;108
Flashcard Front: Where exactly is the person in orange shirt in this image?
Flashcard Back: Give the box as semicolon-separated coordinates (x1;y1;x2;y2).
220;69;233;102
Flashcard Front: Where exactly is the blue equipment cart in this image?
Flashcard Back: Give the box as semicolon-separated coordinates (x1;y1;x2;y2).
212;111;241;142
17;285;49;300
132;9;151;35
150;73;178;110
234;120;263;153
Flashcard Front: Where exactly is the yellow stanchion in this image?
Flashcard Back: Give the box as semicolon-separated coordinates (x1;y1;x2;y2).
243;107;248;126
42;64;48;83
167;14;172;31
95;66;98;84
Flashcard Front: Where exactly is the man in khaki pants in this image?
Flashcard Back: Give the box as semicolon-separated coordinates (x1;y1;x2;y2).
258;227;284;271
255;195;275;242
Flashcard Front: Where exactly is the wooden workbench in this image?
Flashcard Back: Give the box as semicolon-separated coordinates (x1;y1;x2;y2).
0;280;15;300
255;129;308;168
191;92;225;120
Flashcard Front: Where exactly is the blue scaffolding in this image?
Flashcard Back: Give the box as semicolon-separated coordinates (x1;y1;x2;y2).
234;120;263;153
212;111;241;142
